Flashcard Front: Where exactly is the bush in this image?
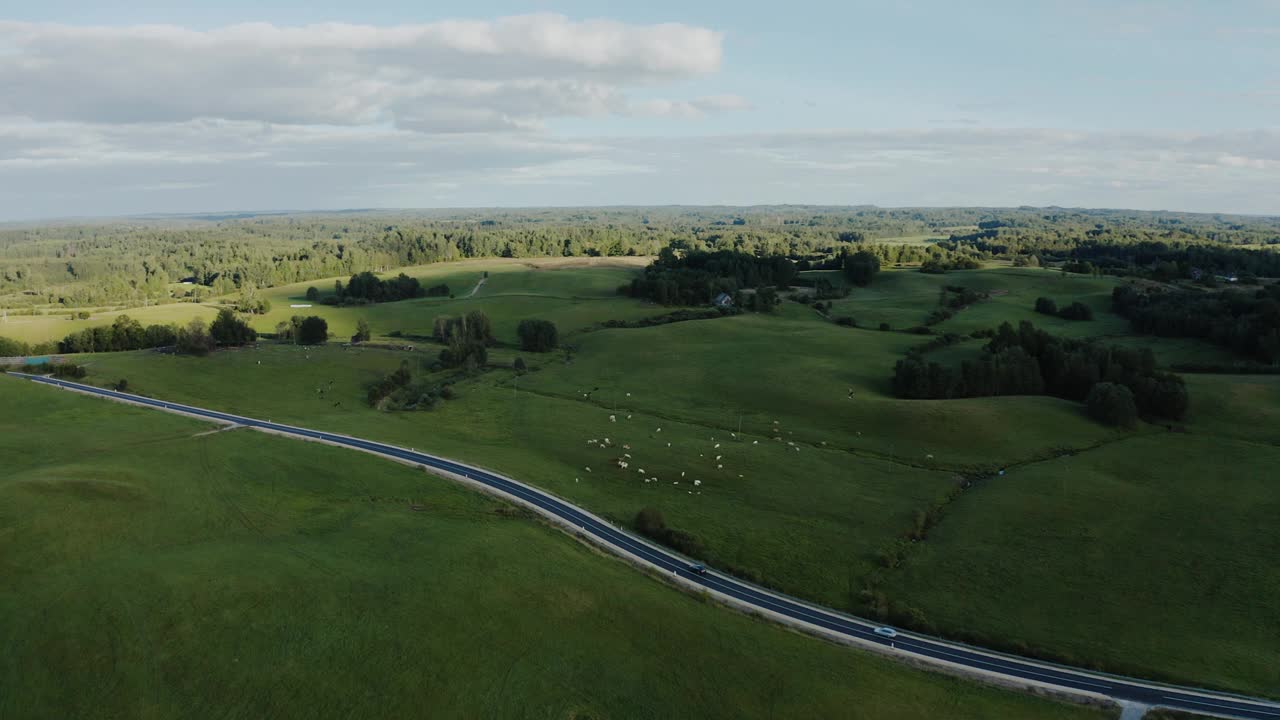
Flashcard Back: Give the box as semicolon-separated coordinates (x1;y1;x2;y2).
305;286;319;301
513;357;527;372
1034;297;1058;315
114;379;129;391
879;322;891;332
835;316;857;327
517;319;559;352
1086;382;1138;427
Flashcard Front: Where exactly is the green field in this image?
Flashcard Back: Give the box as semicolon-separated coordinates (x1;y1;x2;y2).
16;260;1280;697
0;302;221;347
0;378;1110;720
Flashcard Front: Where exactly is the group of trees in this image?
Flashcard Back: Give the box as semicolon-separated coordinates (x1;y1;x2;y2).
1034;297;1094;321
891;320;1188;425
919;256;981;274
53;310;257;355
843;250;881;286
273;315;329;345
332;272;446;304
55;315;178;354
433;311;494;369
517;319;559;352
1113;284;1280;363
624;249;797;306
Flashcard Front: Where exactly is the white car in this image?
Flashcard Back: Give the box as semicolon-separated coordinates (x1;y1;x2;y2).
873;626;898;639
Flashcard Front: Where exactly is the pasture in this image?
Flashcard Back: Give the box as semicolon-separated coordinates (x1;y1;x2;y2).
20;259;1280;696
0;377;1107;720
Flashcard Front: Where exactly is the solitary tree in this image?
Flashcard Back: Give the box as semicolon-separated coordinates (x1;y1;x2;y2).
353;318;371;343
297;316;329;345
305;286;319;302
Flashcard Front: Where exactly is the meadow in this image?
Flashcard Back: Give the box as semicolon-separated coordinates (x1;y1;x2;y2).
12;258;1279;698
0;377;1111;720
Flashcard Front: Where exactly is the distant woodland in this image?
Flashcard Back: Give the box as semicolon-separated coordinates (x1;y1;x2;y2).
1;206;1278;310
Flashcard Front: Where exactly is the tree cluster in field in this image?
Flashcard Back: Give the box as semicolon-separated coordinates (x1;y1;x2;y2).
634;507;705;558
919;256;981;274
273;315;329;346
842;250;881;286
1034;297;1095;321
366;359;458;411
891;320;1188;425
325;271;448;306
432;311;494;369
623;248;798;305
517;319;559;352
1113;284;1280;363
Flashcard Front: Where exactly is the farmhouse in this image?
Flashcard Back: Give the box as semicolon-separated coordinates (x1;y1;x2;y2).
713;292;734;308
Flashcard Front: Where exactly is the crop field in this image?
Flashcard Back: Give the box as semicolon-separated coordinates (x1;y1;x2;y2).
12;259;1280;697
0;378;1109;720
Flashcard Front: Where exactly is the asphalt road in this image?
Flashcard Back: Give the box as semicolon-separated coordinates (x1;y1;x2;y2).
11;372;1280;720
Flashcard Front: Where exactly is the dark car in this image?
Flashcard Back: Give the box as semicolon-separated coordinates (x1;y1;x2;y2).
688;563;707;575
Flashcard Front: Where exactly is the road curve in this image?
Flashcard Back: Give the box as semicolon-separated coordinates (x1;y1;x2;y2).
9;373;1280;720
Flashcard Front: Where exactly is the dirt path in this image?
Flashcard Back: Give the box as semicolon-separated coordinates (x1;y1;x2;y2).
465;277;487;298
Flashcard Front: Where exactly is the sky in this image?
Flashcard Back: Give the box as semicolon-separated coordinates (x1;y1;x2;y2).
0;0;1277;220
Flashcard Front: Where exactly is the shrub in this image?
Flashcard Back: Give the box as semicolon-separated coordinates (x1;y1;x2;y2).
305;286;319;301
835;316;858;327
513;357;527;372
1034;297;1058;315
1086;382;1138;427
879;322;891;331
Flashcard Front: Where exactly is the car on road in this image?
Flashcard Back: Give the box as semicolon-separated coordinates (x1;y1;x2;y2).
688;563;707;575
874;626;898;639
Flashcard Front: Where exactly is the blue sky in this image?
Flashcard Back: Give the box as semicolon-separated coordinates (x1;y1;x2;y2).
1;1;1277;218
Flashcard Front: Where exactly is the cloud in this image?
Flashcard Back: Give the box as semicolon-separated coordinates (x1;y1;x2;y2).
2;123;1278;218
0;16;727;129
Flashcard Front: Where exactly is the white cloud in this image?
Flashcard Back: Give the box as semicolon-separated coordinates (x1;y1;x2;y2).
0;16;727;129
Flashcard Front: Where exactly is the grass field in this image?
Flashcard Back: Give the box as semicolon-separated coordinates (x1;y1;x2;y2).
0;378;1110;720
880;430;1280;695
0;302;221;346
17;260;1280;697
